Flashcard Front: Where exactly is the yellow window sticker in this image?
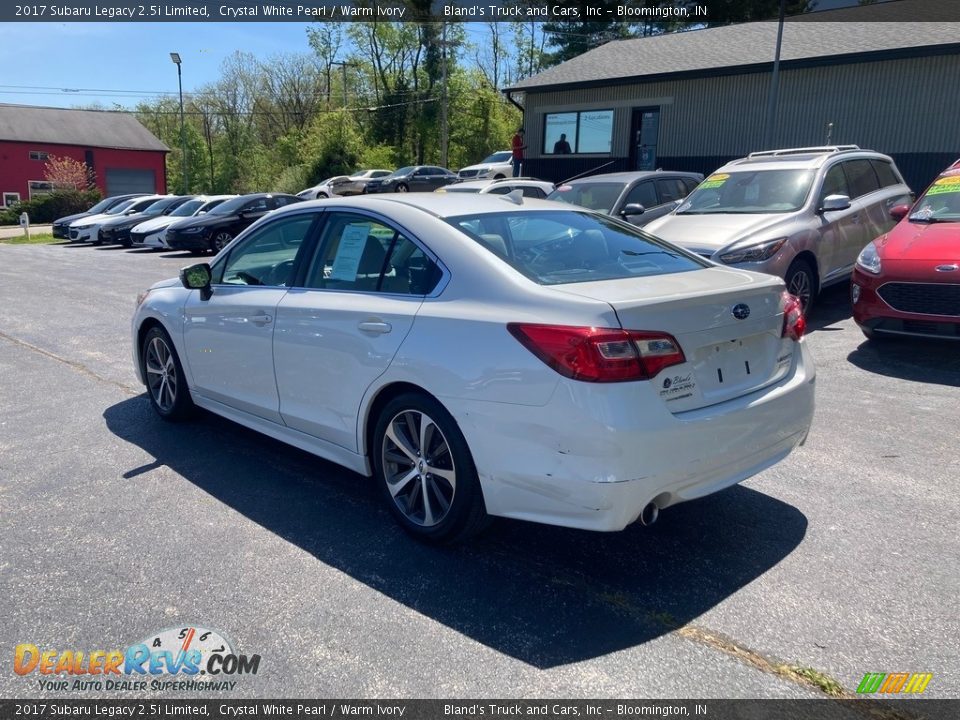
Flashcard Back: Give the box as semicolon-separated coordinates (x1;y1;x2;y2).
699;173;730;190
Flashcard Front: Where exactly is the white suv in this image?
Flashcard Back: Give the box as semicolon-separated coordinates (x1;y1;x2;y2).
645;146;912;312
458;151;513;180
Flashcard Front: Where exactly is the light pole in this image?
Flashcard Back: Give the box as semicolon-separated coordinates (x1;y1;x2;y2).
170;52;188;193
762;0;786;151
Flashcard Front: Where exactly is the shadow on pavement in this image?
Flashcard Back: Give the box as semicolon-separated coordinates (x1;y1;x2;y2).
805;282;852;334
104;396;807;669
847;335;960;387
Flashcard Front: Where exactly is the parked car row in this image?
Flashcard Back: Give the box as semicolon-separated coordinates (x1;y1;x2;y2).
56;192;303;254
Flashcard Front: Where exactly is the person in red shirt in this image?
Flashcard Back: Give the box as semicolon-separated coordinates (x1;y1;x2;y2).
511;128;526;177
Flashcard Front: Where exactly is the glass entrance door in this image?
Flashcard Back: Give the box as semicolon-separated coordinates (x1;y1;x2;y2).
631;108;660;171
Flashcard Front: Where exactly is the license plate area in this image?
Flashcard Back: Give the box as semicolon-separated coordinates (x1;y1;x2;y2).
694;333;783;401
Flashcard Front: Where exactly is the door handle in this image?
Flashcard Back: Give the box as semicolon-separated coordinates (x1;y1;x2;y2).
358;320;392;334
250;313;273;325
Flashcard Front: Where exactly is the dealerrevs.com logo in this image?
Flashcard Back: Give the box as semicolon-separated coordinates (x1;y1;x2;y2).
14;626;260;692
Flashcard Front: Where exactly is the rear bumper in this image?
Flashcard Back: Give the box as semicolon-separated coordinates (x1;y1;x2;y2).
449;341;815;531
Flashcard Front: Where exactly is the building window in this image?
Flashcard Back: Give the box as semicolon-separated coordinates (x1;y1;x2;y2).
543;110;613;155
2;192;20;208
29;151;49;161
28;181;56;199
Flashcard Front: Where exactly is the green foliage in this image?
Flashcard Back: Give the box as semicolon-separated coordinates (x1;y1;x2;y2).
271;165;312;195
0;189;101;225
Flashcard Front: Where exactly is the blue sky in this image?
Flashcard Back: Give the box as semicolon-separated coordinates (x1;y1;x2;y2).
0;23;319;108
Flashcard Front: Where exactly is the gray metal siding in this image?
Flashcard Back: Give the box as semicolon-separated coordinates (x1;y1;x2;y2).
105;168;156;196
523;55;960;160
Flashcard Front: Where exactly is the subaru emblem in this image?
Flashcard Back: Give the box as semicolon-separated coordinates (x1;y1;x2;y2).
732;303;751;320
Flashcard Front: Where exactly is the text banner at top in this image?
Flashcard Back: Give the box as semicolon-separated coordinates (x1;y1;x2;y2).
5;0;960;23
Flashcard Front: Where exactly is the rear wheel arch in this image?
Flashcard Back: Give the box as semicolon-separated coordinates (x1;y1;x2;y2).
362;382;438;462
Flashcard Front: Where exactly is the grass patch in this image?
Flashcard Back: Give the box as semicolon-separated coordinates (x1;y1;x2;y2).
779;664;845;697
0;233;58;245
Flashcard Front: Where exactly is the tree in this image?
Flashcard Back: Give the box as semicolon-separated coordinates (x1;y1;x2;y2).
44;155;96;191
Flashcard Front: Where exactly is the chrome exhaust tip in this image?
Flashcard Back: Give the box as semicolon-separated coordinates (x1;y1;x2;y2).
639;502;659;527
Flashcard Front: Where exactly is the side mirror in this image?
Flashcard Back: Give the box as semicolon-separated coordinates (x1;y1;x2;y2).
889;204;910;221
621;203;646;216
180;263;212;300
820;194;851;212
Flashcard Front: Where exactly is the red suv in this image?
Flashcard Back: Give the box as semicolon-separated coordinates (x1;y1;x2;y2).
852;159;960;340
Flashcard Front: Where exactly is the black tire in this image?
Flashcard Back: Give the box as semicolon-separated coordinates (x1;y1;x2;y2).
141;326;194;421
120;239;132;249
372;392;489;544
210;231;233;253
316;192;328;199
784;258;817;315
396;183;409;193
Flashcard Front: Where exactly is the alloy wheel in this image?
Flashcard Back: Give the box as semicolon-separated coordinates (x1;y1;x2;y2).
787;266;813;311
213;232;232;252
381;410;456;527
144;336;178;413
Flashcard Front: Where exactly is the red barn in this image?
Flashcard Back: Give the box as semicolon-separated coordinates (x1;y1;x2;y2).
0;104;168;208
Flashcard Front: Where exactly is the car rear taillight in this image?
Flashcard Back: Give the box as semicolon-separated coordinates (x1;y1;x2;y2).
507;324;685;382
781;292;806;341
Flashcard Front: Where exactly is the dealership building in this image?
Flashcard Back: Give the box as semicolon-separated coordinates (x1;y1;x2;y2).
0;104;168;208
506;3;960;192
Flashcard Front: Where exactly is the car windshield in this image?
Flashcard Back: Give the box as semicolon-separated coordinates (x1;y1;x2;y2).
143;198;178;215
198;198;229;213
677;169;814;214
909;176;960;223
547;182;626;214
86;197;118;214
481;151;512;164
128;198;160;213
446;210;707;286
170;199;205;217
391;167;415;177
105;199;137;215
209;196;255;215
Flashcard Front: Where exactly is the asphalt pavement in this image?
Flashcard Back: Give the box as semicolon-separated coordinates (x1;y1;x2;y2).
0;242;957;700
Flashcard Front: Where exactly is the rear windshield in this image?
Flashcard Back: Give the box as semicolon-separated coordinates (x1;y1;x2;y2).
547;182;626;214
446;210;707;286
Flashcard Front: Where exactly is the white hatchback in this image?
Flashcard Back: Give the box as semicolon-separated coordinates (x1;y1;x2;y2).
132;194;815;543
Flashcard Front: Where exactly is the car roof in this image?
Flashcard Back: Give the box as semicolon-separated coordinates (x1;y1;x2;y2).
274;191;572;219
564;170;701;184
721;147;894;172
449;178;552;190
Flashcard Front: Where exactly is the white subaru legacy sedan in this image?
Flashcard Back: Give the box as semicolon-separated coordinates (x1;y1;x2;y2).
132;193;815;543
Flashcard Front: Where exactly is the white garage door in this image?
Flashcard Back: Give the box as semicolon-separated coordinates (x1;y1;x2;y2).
105;169;156;195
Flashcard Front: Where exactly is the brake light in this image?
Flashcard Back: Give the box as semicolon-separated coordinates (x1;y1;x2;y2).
781;292;806;341
507;324;685;382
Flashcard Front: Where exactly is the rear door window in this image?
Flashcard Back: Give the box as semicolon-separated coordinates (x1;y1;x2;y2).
870;160;901;188
305;213;442;295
